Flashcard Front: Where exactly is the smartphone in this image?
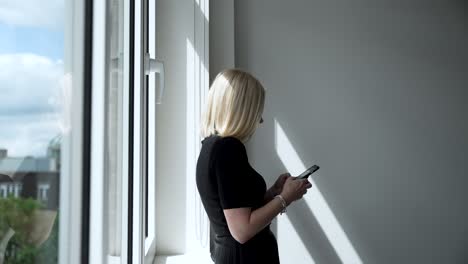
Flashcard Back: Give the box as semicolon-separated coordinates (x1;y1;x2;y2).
296;165;320;179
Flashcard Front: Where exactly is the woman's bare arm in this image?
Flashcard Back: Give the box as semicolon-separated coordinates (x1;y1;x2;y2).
224;177;311;244
223;197;284;244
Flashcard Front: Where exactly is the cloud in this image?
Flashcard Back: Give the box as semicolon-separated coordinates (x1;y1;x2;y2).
0;0;64;30
0;53;64;157
0;114;60;158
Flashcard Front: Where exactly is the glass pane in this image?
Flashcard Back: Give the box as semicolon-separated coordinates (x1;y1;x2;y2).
0;1;65;263
106;0;125;260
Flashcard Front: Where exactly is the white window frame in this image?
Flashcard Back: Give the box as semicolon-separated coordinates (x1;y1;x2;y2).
132;0;159;262
89;0;132;264
131;0;144;262
88;0;107;262
58;0;88;263
145;0;157;261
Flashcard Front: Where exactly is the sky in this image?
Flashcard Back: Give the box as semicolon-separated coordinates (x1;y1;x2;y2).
0;0;65;157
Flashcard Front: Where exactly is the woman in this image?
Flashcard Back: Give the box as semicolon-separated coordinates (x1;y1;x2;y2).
196;69;312;264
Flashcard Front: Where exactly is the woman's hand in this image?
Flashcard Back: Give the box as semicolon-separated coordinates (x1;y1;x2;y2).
264;173;291;202
280;176;312;205
269;173;291;196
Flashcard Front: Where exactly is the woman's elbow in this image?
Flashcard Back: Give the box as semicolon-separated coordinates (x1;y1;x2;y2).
232;234;249;244
230;230;252;244
224;208;254;244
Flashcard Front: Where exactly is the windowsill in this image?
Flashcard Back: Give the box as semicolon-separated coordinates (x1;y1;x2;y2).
153;251;213;264
107;255;120;264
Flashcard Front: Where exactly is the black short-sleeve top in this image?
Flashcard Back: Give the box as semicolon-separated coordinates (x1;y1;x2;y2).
196;135;267;237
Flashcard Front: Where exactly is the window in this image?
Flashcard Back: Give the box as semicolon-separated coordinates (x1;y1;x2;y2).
38;183;50;203
0;0;170;263
0;185;7;198
88;0;161;262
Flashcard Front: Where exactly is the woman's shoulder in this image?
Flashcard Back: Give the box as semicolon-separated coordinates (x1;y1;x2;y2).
204;135;245;155
203;134;242;144
216;136;244;149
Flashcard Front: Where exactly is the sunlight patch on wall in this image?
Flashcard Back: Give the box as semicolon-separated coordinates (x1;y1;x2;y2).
274;119;362;264
186;36;210;253
186;38;198;252
194;0;209;22
277;217;316;264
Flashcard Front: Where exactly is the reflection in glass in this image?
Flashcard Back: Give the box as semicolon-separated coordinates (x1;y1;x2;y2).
0;1;64;263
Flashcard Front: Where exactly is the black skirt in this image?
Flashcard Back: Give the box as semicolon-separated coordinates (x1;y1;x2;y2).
211;228;280;264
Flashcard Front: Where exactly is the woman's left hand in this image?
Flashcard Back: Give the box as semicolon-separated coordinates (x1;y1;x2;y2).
270;173;291;196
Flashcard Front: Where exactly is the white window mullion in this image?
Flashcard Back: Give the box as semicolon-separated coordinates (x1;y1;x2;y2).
132;0;145;263
145;0;157;261
59;0;86;263
89;0;108;263
120;0;131;262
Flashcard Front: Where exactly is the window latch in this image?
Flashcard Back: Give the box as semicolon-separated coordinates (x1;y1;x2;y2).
144;53;165;104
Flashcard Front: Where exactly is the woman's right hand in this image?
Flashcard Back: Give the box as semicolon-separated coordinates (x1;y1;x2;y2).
280;176;312;205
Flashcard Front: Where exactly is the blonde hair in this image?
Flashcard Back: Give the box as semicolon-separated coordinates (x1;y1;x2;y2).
201;69;265;142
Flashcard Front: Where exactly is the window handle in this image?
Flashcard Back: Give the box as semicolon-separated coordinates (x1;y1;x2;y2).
144;53;165;104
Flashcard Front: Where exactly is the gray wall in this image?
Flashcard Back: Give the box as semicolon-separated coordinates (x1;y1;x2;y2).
209;0;235;81
234;1;468;263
